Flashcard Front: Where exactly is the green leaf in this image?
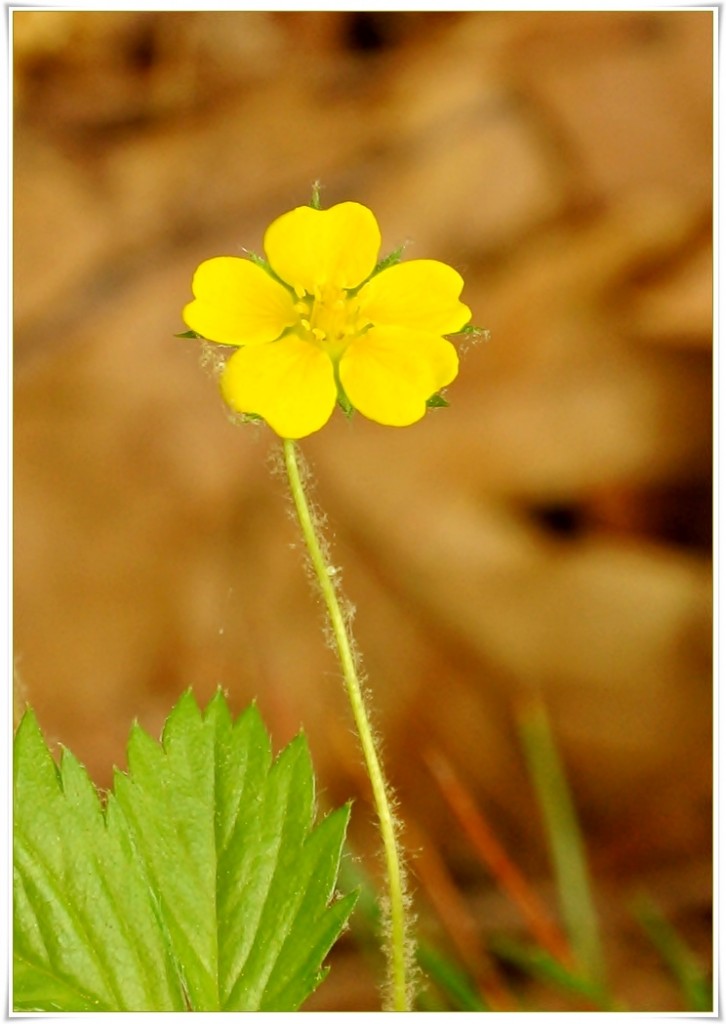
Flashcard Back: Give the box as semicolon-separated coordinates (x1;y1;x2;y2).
14;713;186;1012
14;690;355;1012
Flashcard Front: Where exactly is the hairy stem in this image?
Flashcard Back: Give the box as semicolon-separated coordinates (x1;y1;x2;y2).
282;438;411;1011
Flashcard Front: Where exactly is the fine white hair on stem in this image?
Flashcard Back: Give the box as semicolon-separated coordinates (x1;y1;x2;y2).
278;437;415;1010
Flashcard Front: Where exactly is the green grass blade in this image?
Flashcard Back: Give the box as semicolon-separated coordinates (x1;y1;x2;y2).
631;893;712;1011
416;943;489;1011
490;936;615;1009
516;696;605;986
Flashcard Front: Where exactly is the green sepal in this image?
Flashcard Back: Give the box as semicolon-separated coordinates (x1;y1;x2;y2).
335;378;355;419
246;250;296;293
457;324;490;341
175;329;203;339
426;393;450;409
337;395;355;419
309;181;323;210
371;244;405;278
246;250;273;273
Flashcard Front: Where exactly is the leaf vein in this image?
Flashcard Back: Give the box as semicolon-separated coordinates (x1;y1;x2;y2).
14;836;125;1008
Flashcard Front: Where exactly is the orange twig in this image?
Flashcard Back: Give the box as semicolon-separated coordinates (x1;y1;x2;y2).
406;815;516;1010
425;747;574;968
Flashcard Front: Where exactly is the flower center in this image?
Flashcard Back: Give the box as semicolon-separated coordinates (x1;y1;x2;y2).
294;285;370;360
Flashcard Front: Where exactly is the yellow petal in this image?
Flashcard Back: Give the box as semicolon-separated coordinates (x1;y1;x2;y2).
220;336;338;439
183;257;296;346
339;326;459;427
357;259;471;335
264;202;381;294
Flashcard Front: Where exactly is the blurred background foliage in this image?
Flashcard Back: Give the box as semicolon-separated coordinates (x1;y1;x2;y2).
13;10;712;1011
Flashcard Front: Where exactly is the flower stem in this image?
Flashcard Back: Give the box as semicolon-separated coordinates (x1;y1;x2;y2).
282;438;411;1012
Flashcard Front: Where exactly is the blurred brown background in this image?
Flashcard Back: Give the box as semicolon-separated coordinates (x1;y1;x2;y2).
13;10;712;1011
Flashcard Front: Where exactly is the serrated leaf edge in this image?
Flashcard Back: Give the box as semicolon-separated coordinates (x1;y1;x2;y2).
15;693;354;1013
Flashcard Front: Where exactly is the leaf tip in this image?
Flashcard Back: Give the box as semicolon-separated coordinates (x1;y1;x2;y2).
206;686;231;715
162;689;202;745
14;705;40;741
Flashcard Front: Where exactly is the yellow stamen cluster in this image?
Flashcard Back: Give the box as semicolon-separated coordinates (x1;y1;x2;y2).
293;286;370;359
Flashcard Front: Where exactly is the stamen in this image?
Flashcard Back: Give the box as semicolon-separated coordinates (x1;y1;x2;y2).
295;283;367;353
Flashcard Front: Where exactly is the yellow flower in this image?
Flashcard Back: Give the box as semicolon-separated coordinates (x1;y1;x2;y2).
183;202;471;439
